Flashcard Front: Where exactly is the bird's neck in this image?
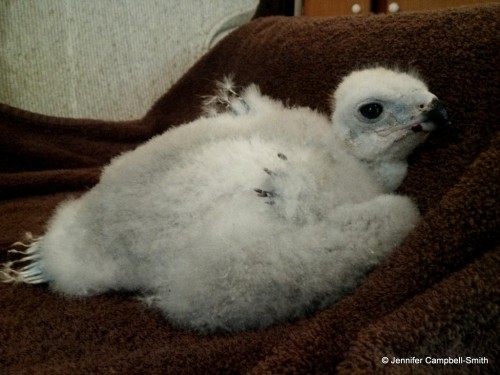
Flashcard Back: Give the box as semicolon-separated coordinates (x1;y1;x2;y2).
361;158;408;193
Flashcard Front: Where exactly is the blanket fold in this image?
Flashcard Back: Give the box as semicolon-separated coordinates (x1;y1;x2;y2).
1;4;498;374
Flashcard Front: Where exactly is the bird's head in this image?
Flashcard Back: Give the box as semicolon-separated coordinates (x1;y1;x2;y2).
331;67;449;163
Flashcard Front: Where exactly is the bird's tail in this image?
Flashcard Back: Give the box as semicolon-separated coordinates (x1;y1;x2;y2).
0;232;49;284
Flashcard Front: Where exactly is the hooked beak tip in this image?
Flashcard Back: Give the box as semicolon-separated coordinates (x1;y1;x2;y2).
425;98;450;128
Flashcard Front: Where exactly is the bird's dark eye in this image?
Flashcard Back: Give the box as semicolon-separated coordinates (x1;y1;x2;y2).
359;103;383;119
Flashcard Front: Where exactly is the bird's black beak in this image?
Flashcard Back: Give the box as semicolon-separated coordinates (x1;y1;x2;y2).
411;98;450;133
423;98;450;128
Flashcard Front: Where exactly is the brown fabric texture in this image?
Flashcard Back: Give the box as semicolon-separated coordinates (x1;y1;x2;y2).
1;4;498;374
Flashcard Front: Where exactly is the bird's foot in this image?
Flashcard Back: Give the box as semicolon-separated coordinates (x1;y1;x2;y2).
254;152;288;206
202;75;250;117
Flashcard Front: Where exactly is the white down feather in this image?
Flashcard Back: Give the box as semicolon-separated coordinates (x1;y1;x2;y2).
2;68;449;333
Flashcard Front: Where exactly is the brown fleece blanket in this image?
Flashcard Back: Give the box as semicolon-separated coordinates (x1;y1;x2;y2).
1;4;498;374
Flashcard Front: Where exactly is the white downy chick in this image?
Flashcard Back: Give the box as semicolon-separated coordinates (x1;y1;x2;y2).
1;67;448;333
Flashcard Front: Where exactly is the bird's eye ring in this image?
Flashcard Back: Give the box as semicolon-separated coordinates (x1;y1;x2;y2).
359;103;383;120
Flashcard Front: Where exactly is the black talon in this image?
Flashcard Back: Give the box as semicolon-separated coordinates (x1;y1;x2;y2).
254;188;276;198
277;153;287;161
263;168;274;176
254;188;265;197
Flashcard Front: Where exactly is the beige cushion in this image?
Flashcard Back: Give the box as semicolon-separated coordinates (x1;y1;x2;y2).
0;0;258;120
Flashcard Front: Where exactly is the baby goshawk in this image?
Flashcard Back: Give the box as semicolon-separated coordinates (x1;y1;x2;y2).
1;67;449;333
